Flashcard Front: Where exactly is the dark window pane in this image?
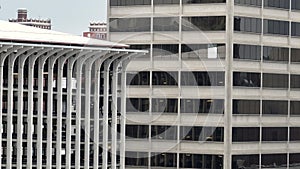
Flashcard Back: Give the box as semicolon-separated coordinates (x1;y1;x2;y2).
290;127;300;141
264;19;289;35
262;100;288;115
151;153;177;167
181;44;226;60
126;98;149;112
110;18;151;32
151;126;177;140
261;154;287;167
263;46;289;62
181;99;224;114
235;0;262;6
180;126;224;142
263;73;288;89
152;98;178;113
110;0;151;6
125;152;148;166
180;154;223;168
181;71;225;86
182;16;226;31
264;0;290;9
290;153;300;167
232;155;259;169
153;17;179;31
126;72;150;85
153;44;179;59
291;75;300;89
292;22;300;37
152;71;178;85
233;72;261;87
153;0;180;4
233;44;261;60
183;0;226;3
233;100;260;114
291;101;300;115
234;17;262;33
232;127;260;142
291;48;300;63
292;0;300;10
262;127;288;141
126;125;149;139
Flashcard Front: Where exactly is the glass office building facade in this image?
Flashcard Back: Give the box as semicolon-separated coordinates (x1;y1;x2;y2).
108;0;300;168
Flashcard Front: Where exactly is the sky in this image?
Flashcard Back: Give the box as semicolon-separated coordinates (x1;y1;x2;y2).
0;0;107;35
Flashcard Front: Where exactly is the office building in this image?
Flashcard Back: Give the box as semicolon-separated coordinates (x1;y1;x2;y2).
108;0;300;168
0;20;146;169
83;22;108;40
9;9;51;30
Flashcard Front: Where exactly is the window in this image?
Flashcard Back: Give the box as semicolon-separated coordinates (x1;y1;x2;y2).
126;125;149;139
180;126;224;141
110;0;151;6
233;72;261;87
151;126;177;140
233;100;260;114
180;154;223;168
181;71;225;86
291;75;300;89
126;98;149;112
232;155;259;169
151;153;177;167
181;99;224;114
263;73;288;89
153;0;179;4
262;127;288;141
109;18;151;32
126;72;150;85
290;154;300;167
153;17;179;31
152;71;178;86
183;0;226;3
182;16;226;31
264;19;289;35
264;0;290;9
291;48;300;63
262;154;287;167
292;22;300;37
232;127;260;142
234;17;262;33
291;101;300;115
152;98;178;113
233;44;261;60
153;44;179;59
181;44;226;60
292;0;300;10
290;127;300;141
262;100;288;115
125;152;148;166
234;0;262;7
263;46;289;62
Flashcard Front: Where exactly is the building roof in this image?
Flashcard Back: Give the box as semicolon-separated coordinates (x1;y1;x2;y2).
0;20;128;48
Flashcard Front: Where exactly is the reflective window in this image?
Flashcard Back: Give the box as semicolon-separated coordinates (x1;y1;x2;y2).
153;0;179;4
183;0;226;3
152;71;178;86
153;44;179;59
233;100;260;115
291;75;300;89
233;44;261;60
291;48;300;63
263;73;288;89
261;154;287;168
233;72;261;87
234;0;262;7
151;153;177;167
232;155;259;169
151;126;177;140
181;71;225;86
109;18;151;32
126;72;150;85
181;44;226;60
129;44;151;58
290;127;300;141
263;46;289;62
292;0;300;10
180;154;223;169
262;100;288;115
232;127;260;142
125;152;148;166
152;98;178;113
292;22;300;37
182;16;226;31
291;101;300;115
262;127;288;141
110;0;151;6
234;17;262;33
263;19;289;35
126;98;149;112
180;126;224;141
264;0;290;9
153;17;179;31
126;125;149;139
290;153;300;167
181;99;224;114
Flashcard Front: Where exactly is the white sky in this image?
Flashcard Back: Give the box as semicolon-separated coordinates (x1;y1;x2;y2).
0;0;107;35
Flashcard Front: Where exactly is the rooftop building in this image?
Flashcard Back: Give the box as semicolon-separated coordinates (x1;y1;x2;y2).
83;22;107;40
